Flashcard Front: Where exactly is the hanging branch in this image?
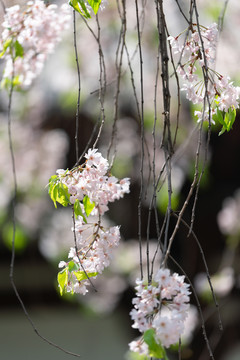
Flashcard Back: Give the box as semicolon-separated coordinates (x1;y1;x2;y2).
0;0;5;13
7;57;81;360
172;212;223;332
169;255;215;360
107;0;126;167
135;0;145;281
155;0;174;267
73;9;81;162
74;13;107;164
92;13;107;150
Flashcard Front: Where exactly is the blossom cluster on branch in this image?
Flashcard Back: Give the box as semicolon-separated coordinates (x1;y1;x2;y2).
0;0;71;89
168;23;240;134
129;268;191;357
48;149;130;295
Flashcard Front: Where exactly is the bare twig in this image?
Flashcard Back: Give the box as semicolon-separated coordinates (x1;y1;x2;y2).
8;59;80;358
73;10;81;162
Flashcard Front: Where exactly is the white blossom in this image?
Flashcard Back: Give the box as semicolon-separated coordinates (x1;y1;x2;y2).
129;268;191;355
56;149;130;295
0;1;71;88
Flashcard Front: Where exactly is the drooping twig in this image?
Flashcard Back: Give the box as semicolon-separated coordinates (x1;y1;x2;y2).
8;59;81;358
172;212;223;332
169;254;215;360
135;0;145;281
107;0;126;168
73;10;81;163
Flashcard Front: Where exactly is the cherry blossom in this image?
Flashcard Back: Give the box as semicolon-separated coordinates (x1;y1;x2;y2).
129;268;191;356
53;149;130;295
169;23;240;125
0;1;71;88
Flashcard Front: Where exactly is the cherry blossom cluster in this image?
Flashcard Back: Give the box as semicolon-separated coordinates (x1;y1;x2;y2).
56;149;130;295
129;268;191;355
58;148;130;215
168;23;240;123
0;1;71;88
59;223;121;295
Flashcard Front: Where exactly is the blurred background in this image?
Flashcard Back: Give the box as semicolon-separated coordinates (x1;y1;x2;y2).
1;1;240;359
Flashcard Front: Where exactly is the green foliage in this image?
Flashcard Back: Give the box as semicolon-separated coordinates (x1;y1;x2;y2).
0;38;12;58
83;195;95;216
69;0;102;18
14;40;24;58
144;329;169;360
212;106;236;136
125;350;148;360
48;176;95;218
74;199;87;222
68;260;79;272
58;268;68;296
57;265;98;295
48;175;70;208
88;0;102;14
0;37;24;59
1;76;21;91
69;0;91;18
73;270;98;281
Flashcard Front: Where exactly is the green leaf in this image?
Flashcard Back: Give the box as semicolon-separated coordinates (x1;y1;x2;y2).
83;195;95;217
69;0;91;18
73;270;98;281
212;107;224;125
126;351;148;360
218;126;226;136
74;199;87;223
68;260;79;272
56;183;71;207
48;175;58;193
58;268;68;296
226;106;236;131
14;40;24;58
88;0;102;14
1;75;21;90
0;38;12;58
217;106;236;136
48;181;57;208
144;329;168;359
48;179;70;208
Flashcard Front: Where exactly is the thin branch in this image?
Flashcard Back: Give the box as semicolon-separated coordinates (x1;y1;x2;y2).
172;212;223;331
169;254;215;360
218;0;229;32
72;207;97;292
174;0;190;24
8;61;80;358
74;14;107;163
107;0;126;167
92;13;107;150
73;10;81;162
135;0;144;281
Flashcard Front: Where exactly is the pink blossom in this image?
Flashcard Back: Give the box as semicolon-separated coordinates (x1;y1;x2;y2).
56;149;130;295
170;23;240;124
129;268;191;354
0;1;71;88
